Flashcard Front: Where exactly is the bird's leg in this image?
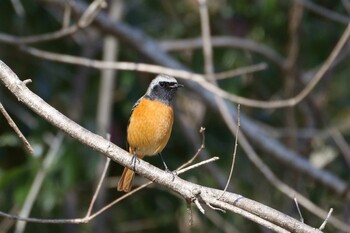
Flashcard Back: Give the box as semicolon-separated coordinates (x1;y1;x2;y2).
130;150;139;171
158;153;177;181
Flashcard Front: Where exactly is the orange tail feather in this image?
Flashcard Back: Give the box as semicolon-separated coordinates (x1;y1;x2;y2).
117;167;135;192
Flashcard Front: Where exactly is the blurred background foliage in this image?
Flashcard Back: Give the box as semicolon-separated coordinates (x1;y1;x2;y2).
0;0;349;232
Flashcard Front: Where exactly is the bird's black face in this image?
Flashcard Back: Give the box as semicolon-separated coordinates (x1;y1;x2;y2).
145;75;183;105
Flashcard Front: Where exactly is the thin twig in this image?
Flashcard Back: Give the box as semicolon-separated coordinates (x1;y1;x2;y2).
292;25;350;107
294;197;304;223
342;0;350;15
176;127;206;171
85;157;111;217
77;0;107;28
62;0;72;28
214;63;267;80
0;211;86;224
219;104;240;199
330;128;350;167
194;199;205;214
10;0;25;17
0;206;19;233
0;101;33;154
319;208;333;230
177;157;219;174
0;24;78;45
88;181;152;220
297;0;350;24
22;79;32;85
160;37;284;67
205;201;226;213
0;0;105;45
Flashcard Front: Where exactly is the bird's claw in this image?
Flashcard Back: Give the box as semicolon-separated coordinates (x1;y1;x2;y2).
130;154;140;171
165;168;177;181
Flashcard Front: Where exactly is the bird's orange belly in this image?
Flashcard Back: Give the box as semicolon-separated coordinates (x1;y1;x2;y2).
127;99;174;156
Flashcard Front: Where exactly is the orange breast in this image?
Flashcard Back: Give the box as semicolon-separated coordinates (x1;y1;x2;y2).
127;98;174;156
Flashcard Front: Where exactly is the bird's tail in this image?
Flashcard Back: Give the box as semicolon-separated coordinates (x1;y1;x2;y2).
117;167;135;192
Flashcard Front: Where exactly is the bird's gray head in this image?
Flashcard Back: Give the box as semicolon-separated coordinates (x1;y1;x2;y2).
145;74;183;105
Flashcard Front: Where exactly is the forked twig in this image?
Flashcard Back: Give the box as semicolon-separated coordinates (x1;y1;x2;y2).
85;157;111;217
177;127;206;171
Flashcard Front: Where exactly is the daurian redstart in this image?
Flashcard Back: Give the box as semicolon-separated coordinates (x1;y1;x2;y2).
117;74;183;192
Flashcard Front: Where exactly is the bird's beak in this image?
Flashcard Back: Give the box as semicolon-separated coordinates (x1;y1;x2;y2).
173;83;184;88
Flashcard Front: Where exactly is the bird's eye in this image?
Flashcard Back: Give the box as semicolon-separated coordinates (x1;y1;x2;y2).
159;82;166;87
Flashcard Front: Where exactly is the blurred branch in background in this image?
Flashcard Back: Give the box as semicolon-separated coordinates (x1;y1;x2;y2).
296;0;350;24
160;37;285;67
0;0;106;45
283;1;303;148
14;133;63;233
94;1;123;233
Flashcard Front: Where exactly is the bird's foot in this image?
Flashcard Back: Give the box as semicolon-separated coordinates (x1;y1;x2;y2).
130;153;140;171
165;168;177;181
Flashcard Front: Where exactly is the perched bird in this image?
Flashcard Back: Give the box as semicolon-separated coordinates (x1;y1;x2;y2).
117;74;183;192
